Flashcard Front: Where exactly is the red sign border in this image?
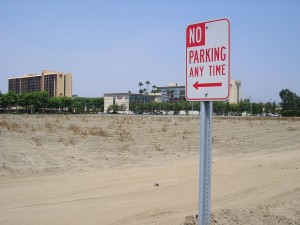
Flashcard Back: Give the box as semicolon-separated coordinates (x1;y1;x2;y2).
185;18;230;101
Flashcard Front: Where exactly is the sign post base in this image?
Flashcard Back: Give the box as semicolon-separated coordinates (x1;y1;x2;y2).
199;101;213;225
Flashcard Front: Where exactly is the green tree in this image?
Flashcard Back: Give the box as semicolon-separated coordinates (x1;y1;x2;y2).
279;89;300;116
61;97;72;113
2;91;18;112
173;102;182;114
71;100;84;113
32;91;49;112
229;103;239;114
107;104;121;114
129;102;137;113
90;97;104;112
279;89;299;111
239;99;251;113
48;97;62;112
264;102;272;114
213;101;227;115
70;97;89;113
19;92;31;113
252;102;263;115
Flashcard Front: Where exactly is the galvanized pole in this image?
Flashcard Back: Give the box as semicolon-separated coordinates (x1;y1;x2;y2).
199;101;213;225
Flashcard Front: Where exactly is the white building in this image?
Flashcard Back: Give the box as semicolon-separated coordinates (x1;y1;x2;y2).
228;80;242;104
104;93;161;113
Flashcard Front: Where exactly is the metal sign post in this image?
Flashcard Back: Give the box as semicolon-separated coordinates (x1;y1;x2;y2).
185;18;230;225
199;101;213;225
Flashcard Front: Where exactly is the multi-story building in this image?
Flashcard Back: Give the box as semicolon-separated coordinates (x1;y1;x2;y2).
157;82;185;102
8;70;72;97
228;80;242;104
104;93;160;113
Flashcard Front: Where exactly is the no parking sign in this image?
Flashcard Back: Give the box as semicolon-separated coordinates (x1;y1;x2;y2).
186;18;230;101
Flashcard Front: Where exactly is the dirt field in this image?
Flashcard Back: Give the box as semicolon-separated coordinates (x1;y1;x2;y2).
0;114;299;225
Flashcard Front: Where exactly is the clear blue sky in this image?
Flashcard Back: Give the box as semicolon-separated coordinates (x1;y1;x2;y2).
1;0;299;102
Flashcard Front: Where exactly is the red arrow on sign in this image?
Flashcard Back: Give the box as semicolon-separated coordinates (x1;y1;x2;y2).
193;81;222;90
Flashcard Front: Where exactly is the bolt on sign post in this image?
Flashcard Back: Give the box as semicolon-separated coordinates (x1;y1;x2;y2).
185;18;230;225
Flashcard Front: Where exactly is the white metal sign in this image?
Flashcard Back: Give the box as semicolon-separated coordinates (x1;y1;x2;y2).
186;18;230;101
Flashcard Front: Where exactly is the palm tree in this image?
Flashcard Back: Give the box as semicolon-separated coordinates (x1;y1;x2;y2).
138;82;143;92
143;88;147;94
145;81;150;94
152;85;157;93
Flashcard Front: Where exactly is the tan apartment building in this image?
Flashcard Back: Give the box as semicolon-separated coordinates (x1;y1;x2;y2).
8;70;72;97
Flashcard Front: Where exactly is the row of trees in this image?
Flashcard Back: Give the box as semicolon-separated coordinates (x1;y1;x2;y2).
0;89;299;116
128;98;276;115
0;91;104;113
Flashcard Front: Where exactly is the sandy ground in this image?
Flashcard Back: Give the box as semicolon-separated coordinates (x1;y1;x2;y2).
0;114;299;225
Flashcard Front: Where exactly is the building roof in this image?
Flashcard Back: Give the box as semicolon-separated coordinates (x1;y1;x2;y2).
157;85;185;89
104;92;160;97
8;74;40;79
